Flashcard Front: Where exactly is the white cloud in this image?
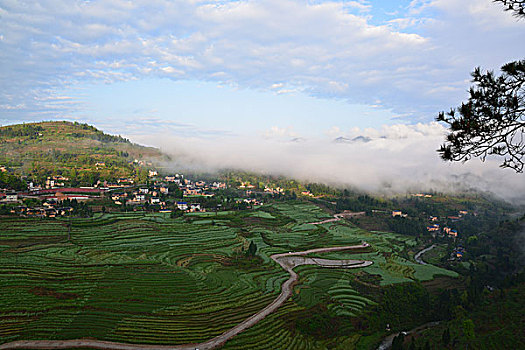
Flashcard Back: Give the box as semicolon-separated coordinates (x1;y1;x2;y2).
0;0;523;124
262;126;299;140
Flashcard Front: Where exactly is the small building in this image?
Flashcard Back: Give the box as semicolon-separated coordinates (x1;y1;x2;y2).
150;197;160;204
139;188;149;194
392;210;407;218
212;182;226;189
427;225;439;232
189;203;201;212
177;202;188;211
3;193;18;202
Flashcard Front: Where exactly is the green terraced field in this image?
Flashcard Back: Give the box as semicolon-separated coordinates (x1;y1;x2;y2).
0;202;459;348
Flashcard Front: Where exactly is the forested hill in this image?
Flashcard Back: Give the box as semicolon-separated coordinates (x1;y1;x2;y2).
0;121;165;185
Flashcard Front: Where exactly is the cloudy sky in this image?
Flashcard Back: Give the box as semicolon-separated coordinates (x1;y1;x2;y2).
1;0;524;198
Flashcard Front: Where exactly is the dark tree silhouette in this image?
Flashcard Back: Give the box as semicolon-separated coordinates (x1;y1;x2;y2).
247;241;257;257
493;1;525;18
437;60;525;172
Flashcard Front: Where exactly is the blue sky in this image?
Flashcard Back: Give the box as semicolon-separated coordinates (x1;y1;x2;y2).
72;79;398;138
0;0;524;140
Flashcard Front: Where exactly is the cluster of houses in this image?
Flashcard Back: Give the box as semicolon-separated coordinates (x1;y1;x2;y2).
7;202;74;218
176;202;202;212
109;173;229;213
238;182;256;189
264;186;284;195
111;185;169;209
163;174;226;197
425;210;469;238
0;167;235;216
389;207;468;241
3;187;102;218
412;193;433;198
239;198;263;207
237;182;284;195
44;175;69;188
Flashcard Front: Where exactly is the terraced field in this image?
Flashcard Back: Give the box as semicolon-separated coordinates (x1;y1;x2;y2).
0;202;458;349
308;224;458;285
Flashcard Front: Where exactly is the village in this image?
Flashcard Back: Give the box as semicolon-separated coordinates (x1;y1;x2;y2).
391;204;470;261
0;169;234;218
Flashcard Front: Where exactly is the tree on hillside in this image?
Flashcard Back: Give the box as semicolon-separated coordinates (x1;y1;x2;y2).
247;241;257;257
437;60;525;172
437;3;524;172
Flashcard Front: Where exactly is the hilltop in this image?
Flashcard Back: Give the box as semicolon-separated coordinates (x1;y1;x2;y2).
0;121;165;186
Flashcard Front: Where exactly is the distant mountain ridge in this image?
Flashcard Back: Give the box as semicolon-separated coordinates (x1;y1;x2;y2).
333;135;372;144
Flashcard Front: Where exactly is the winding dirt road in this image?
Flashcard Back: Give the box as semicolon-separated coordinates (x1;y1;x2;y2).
414;244;436;265
307;211;366;225
0;244;372;350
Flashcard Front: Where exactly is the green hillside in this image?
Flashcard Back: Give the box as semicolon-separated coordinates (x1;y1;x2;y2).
0;121;165;186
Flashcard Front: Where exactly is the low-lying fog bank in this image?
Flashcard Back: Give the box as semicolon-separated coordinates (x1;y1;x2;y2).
133;122;525;205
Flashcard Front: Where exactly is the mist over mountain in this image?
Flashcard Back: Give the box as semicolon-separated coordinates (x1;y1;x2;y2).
135;122;525;205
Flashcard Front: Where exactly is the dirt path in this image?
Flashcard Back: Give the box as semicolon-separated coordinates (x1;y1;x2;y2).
414;244;436;265
307;211;366;225
376;321;440;350
0;244;372;350
307;217;341;225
